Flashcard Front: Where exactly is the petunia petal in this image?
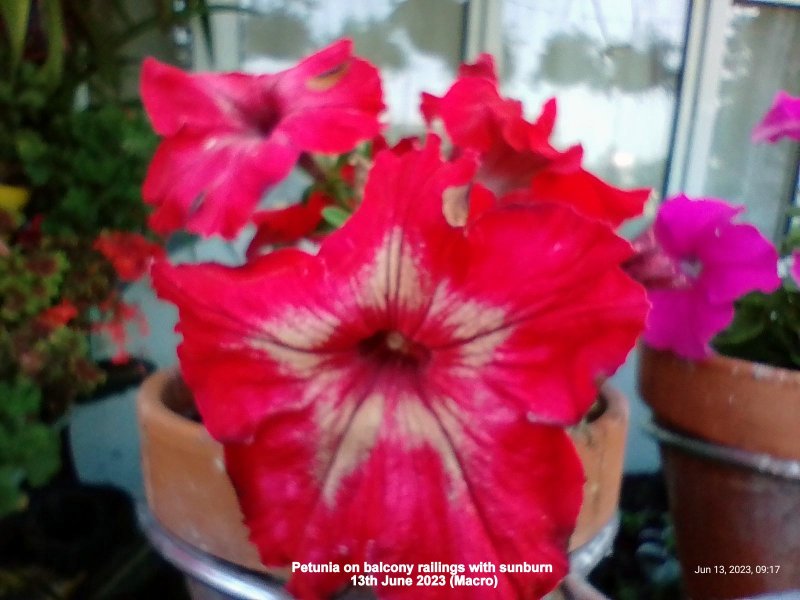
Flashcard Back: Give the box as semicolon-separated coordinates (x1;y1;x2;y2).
423;78;524;153
225;380;583;600
143;133;298;238
527;169;649;227
433;202;648;425
140;39;384;239
274;40;385;152
752;90;800;143
246;192;330;259
140;58;261;137
152;250;342;441
644;287;735;359
653;195;742;260
698;223;779;302
457;53;498;81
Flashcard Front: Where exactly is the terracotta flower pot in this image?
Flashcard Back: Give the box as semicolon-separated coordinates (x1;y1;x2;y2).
137;370;628;577
639;345;800;600
569;382;629;551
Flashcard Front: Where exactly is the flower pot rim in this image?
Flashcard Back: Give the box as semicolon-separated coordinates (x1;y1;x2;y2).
138;368;205;441
641;343;800;387
143;368;628;438
638;343;800;460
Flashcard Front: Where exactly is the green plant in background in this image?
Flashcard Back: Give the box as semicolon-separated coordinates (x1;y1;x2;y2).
0;0;223;515
0;0;216;103
0;209;109;516
15;105;157;237
0;0;227;191
0;213;106;401
0;377;60;515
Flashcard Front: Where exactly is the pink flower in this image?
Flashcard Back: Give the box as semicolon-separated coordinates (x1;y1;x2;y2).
640;195;780;359
94;231;166;282
153;139;647;599
141;39;384;239
752;91;800;143
422;56;649;226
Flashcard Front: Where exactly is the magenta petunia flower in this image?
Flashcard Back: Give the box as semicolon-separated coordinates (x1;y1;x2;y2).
642;195;780;359
140;39;384;239
153;138;647;600
752;90;800;143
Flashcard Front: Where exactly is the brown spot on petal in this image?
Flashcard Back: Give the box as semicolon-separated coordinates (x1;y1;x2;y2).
348;154;372;201
442;185;470;227
307;63;349;92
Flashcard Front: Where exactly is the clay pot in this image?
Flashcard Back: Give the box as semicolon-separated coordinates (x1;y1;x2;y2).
138;370;628;573
569;383;629;551
639;345;800;599
138;370;272;574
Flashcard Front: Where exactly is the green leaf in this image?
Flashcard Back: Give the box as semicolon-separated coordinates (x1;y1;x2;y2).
714;304;766;346
321;206;351;228
40;0;65;86
0;0;33;74
0;466;27;517
0;377;41;422
17;423;60;487
108;0;135;27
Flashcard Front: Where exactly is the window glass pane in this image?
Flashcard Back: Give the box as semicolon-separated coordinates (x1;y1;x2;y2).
686;3;800;240
241;0;468;132
500;0;690;194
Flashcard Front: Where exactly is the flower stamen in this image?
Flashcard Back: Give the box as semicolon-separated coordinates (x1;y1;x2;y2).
358;330;431;368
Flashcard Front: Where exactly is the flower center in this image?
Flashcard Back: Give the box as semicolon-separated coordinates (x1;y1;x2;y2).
245;93;282;137
680;258;703;279
358;330;431;369
253;111;280;136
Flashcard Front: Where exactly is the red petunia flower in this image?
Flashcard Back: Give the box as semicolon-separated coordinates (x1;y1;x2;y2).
523;168;651;229
423;57;649;226
94;231;166;282
141;39;384;239
246;191;331;260
455;52;498;80
153;139;647;600
421;63;581;192
38;300;78;329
